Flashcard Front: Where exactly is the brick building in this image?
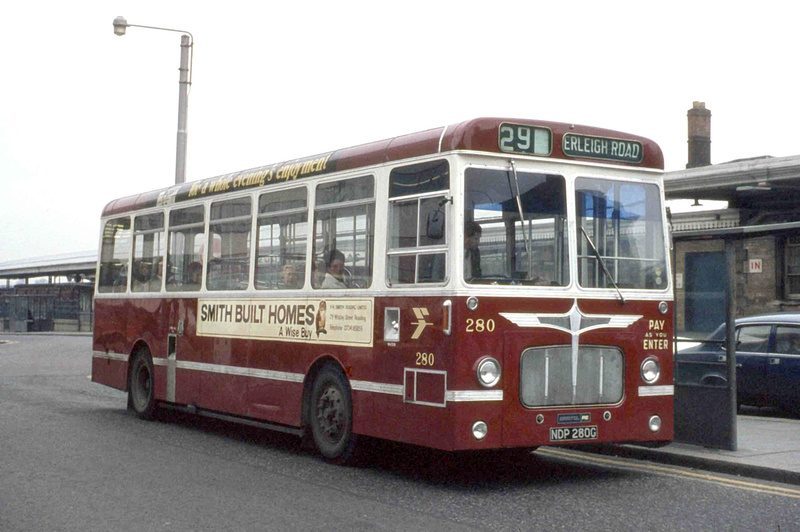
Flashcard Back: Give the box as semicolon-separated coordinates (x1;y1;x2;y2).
666;103;800;334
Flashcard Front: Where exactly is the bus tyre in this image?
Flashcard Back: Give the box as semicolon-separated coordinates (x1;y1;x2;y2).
128;348;156;420
310;365;357;464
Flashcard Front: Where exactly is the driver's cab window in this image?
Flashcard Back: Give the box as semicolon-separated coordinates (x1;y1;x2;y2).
387;160;449;285
463;167;569;286
576;179;666;290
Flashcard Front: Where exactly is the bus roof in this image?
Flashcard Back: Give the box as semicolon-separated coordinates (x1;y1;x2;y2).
102;117;663;217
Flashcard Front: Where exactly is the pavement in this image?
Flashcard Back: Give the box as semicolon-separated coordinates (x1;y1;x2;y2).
586;409;800;485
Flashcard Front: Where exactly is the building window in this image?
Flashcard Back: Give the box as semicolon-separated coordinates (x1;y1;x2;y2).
786;236;800;299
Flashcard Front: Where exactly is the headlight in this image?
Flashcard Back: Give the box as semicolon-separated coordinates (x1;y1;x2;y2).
472;421;488;440
649;415;662;433
641;357;661;384
477;357;501;388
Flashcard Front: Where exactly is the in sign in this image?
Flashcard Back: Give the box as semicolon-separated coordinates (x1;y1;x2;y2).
748;259;763;274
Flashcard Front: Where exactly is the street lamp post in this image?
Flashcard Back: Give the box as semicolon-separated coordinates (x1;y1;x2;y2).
113;16;193;185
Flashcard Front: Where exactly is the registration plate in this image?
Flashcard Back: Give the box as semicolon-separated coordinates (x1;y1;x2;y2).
549;425;598;442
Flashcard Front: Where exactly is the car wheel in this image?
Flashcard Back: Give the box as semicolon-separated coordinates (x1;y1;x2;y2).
309;365;357;464
128;348;156;419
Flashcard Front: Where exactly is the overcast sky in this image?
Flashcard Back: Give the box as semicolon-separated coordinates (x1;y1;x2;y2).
1;1;797;263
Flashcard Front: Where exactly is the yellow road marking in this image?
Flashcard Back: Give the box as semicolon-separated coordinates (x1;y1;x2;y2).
538;447;800;499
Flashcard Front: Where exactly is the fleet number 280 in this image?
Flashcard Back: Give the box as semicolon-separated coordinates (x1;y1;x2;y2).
415;352;435;366
466;318;495;333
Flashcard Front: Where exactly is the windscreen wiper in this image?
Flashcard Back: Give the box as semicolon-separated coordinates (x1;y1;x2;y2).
508;160;533;278
580;226;625;304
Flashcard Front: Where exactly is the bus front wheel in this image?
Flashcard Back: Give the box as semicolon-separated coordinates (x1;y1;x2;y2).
309;365;357;464
128;348;156;420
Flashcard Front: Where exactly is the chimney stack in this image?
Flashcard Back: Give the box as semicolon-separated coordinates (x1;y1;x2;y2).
687;101;711;168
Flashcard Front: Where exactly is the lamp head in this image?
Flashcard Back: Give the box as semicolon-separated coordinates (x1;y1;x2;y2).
113;16;128;36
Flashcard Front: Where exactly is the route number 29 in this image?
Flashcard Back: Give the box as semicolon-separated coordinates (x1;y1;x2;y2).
466;318;495;333
498;124;549;156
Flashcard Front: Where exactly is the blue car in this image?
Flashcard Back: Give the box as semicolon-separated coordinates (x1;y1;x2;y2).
675;313;800;416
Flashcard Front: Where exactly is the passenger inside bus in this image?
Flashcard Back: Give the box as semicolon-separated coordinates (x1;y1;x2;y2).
151;257;163;290
185;262;203;290
464;221;482;280
311;260;326;288
281;263;302;289
206;259;224;290
321;249;347;289
132;260;159;292
111;264;127;292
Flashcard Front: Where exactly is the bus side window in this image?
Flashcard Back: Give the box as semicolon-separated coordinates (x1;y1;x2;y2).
387;160;449;285
208;197;252;291
98;217;131;293
166;205;205;292
256;187;308;290
132;212;165;293
313;175;375;289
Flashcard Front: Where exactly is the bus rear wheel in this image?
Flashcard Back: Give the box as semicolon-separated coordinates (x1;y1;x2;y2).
309;365;357;464
128;348;156;420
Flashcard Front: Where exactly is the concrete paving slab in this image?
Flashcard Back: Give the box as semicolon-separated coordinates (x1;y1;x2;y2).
584;412;800;485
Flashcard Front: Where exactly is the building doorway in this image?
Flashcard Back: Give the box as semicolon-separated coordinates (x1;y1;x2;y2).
684;251;726;333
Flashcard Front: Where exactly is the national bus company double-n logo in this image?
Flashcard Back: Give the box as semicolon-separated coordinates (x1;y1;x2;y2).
411;307;432;339
197;297;373;347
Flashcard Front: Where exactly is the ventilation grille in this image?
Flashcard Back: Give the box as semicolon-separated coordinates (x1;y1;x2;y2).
520;346;624;407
